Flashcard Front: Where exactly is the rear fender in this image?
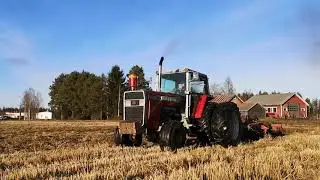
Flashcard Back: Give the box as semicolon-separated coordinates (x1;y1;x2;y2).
193;95;208;119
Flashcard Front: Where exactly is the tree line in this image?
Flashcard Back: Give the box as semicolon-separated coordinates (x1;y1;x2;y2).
48;65;149;120
3;70;319;119
305;98;320;116
0;107;49;115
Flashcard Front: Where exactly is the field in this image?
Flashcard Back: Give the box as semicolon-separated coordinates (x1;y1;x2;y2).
1;120;320;179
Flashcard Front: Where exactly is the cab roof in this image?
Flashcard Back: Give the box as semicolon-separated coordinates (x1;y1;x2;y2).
163;68;207;77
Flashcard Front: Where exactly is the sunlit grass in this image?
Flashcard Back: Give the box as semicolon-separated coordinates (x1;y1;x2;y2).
1;120;320;179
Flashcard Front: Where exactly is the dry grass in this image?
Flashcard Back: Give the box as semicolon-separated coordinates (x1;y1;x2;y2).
1;120;320;179
0;120;118;154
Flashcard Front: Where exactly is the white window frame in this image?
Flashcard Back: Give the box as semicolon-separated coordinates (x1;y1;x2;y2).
265;106;277;113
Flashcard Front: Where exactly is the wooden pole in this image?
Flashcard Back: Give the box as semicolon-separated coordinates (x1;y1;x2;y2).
117;84;120;117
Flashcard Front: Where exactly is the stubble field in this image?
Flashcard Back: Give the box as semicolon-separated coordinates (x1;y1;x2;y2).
1;119;320;179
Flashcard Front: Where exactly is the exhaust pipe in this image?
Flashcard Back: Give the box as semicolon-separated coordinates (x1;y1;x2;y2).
158;56;164;92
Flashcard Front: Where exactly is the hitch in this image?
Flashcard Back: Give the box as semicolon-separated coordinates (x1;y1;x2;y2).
118;120;144;135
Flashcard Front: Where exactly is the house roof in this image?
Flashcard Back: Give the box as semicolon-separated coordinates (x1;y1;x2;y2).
237;102;263;111
212;94;243;104
246;93;308;106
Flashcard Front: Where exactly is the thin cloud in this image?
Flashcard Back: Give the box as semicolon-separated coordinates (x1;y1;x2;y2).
3;57;29;65
0;25;33;66
298;2;320;66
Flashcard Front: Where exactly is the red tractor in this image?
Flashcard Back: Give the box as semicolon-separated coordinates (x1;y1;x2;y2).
114;57;243;150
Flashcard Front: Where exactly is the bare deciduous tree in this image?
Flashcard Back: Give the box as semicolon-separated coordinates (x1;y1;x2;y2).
312;99;319;115
224;76;235;95
22;88;42;120
210;83;223;95
210;77;236;95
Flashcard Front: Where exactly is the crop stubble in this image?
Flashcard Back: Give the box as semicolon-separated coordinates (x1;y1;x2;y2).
1;120;320;179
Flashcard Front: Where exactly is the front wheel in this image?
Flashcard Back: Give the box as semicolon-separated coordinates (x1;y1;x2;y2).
122;134;143;147
113;128;143;147
159;121;186;152
113;128;122;145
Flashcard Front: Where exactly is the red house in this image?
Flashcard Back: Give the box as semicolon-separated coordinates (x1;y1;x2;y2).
246;93;309;118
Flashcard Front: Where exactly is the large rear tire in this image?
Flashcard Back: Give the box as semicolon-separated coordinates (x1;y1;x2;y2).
201;102;242;146
210;102;242;146
159;121;186;152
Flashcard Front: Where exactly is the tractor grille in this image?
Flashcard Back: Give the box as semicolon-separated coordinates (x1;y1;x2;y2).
125;92;144;100
125;106;144;121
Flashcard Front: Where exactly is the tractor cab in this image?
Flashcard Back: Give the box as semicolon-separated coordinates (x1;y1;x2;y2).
160;69;209;95
160;69;210;124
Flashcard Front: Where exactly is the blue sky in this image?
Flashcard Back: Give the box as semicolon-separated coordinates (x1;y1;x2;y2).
0;0;319;107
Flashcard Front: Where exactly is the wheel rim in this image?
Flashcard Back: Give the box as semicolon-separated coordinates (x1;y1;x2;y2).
211;113;227;142
211;109;240;143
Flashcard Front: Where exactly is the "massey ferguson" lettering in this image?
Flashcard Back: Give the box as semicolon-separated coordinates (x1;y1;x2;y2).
160;96;180;103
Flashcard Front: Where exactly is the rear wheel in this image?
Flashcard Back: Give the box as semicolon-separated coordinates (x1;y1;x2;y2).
159;121;186;152
201;102;242;146
210;102;242;146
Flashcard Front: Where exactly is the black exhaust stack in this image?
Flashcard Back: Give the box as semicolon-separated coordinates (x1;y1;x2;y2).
158;56;164;92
